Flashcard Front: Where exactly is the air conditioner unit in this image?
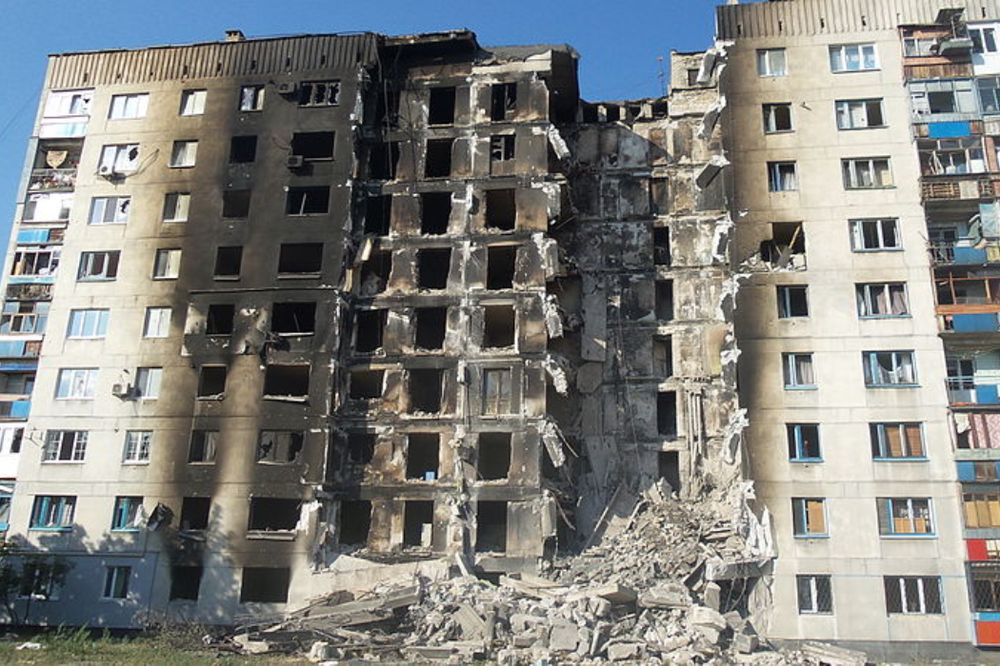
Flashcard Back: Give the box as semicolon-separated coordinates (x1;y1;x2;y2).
286;155;305;169
98;165;116;178
277;82;297;96
111;383;132;399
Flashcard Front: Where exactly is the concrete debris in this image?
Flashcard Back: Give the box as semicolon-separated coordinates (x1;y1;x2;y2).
541;293;564;338
695;154;730;190
542;354;570;395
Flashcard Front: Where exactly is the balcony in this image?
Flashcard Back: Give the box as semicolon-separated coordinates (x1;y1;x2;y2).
0;341;42;360
949;376;1000;405
921;174;1000;201
931;242;1000;266
942;312;1000;333
0;401;30;419
936;272;1000;313
27;169;76;192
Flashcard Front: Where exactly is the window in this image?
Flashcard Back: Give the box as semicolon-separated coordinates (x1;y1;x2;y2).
870;423;925;459
487;246;517;289
67;309;109;338
964;493;1000;528
179;89;206;116
777;285;808;318
856;283;908;318
756;48;787;76
55;368;97;398
829;44;877;72
256;431;304;464
863;351;917;387
978;77;1000;113
89;196;130;225
478;432;512;480
350;370;384;400
11;246;60;277
0;301;49;335
792;498;827;537
109;94;149;119
767;161;797;191
884;577;941;614
910;79;977;116
406;433;439;480
369;142;400;179
123;430;151;463
271;302;316;334
17;562;61;600
797;575;833;614
111;496;142;531
291;131;335;160
299;80;340;106
763;103;793;133
489;135;515;174
285;187;330;215
836;99;885;129
180;497;210;530
222;190;251;218
239;85;264;111
170;566;202;601
877;498;934;535
409;368;443;414
972;26;999;54
153;249;181;279
278;243;323;275
486;189;516;230
24;192;72;222
135;367;162;399
239;567;290;603
850;218;899;251
188;430;218;463
263;364;310;398
417;248;451;289
918;137;986;176
842;158;892;189
197;366;227;397
482;368;512;415
103;566;130;599
354;309;385;352
491;82;517;120
782;353;815;389
170;140;198;168
99;144;139;173
162;192;190;222
42;430;87;462
426;138;454;178
428;87;456;125
30;496;75;529
904;37;937;57
143;307;171;338
229;135;257;163
414;307;446;350
248;497;300;532
44;89;92;118
788;424;821;461
214;246;243;279
420;192;451;235
206;304;235;335
78;251;120;280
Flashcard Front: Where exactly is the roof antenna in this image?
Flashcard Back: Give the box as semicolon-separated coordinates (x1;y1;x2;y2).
657;56;667;96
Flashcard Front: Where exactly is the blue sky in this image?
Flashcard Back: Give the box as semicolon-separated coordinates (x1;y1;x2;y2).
0;0;719;243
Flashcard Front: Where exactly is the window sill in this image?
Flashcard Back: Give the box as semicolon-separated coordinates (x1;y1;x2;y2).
162;219;188;224
778;316;810;321
54;397;95;401
122;461;150;466
168;165;196;170
790;458;823;464
764;130;795;135
859;315;911;320
793;534;829;539
213;276;241;281
41;461;84;464
110;528;139;533
277;273;322;280
838;125;887;131
246;530;296;541
187;462;216;466
880;533;937;539
152;277;179;281
77;278;117;283
844;186;896;191
798;611;834;616
262;395;308;403
769;190;799;194
274;331;315;338
784;386;818;391
865;384;920;389
286;213;330;218
28;527;72;532
852;247;903;253
873;457;928;462
832;68;880;74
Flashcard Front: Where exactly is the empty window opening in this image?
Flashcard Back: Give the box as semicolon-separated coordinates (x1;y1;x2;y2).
486;189;516;230
188;431;217;464
264;365;310;397
272;302;316;334
350;370;384;400
428;87;456;125
761;222;805;267
487;246;517;290
425;139;453;178
417;248;451;289
483;305;516;348
257;431;303;464
355;310;386;353
658;451;681;493
654;228;671;266
369;142;400;179
404;501;434;548
248;497;300;531
364;195;391;235
239;567;290;603
279;243;323;274
180;497;210;531
214;246;242;279
409;369;443;413
777;285;809;318
197;366;227;397
169;566;202;601
222;190;251;218
229;135;257;163
206;304;234;335
482;368;512;415
291;131;335;160
347;433;375;464
360;250;391;295
339;500;371;545
653;336;673;377
491;83;517;121
406;433;440;481
286;186;330;215
658;391;677;437
490;135;515;174
299;80;340;106
420;192;451;235
415;307;447;350
478;432;511;480
655;281;674;321
377;88;400;126
476;501;507;552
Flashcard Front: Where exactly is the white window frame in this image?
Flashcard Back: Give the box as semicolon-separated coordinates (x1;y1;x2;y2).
67;309;109;338
77;250;120;281
24;192;73;222
767;161;798;191
856;283;909;318
978;77;1000;113
836;99;885;129
972;26;1000;54
98;144;139;173
143;307;171;338
179;89;207;116
884;576;942;615
44;90;93;118
153;249;181;279
169;140;198;168
829;43;878;72
239;85;265;111
108;94;149;120
903;37;937;57
782;352;815;389
123;430;152;464
162;192;190;222
909;79;978;116
756;48;787;77
850;218;900;251
842;157;893;189
134;367;162;400
55;368;97;399
763;103;793;133
89;196;130;225
42;430;88;462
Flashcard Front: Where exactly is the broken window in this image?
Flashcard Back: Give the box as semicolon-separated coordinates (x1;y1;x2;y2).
222;190;251;218
483;305;515;349
777;285;808;318
655;280;674;321
170;140;198;168
197;366;227;397
478;432;511;480
179;89;206;116
782;353;815;388
877;497;933;535
78;250;119;280
347;433;375;464
180;496;210;530
485;189;516;230
415;307;447;350
870;423;925;459
239;567;290;603
248;497;300;532
214;246;243;279
658;451;681;493
350;369;384;400
360;250;391;295
851;218;898;252
686;69;700;86
979;77;1000;113
903;37;937;57
364;195;391;235
964;493;1000;528
263;364;310;398
482;368;512;415
797;575;833;614
428;87;456;125
863;350;916;387
42;430;87;462
919;137;985;176
135;367;162;399
403;501;434;548
257;431;303;464
425;138;453;178
278;243;323;275
29;495;75;529
102;566;130;599
490;135;515;174
490;82;517;121
188;431;217;464
761;222;805;267
286;186;330;215
89;196;130;225
842;158;892;189
111;496;142;531
239;85;265;112
476;501;507;552
884;576;941;614
291;131;335;160
206;304;234;335
409;369;443;413
1;301;49;335
153;248;182;279
792;497;827;536
417;248;451;289
13;247;60;278
369;142;400;179
355;309;386;353
763;103;793;133
339;501;371;545
767;161;797;191
909;79;976;116
829;43;877;72
170;566;202;601
272;302;316;334
420;192;451;235
653;228;671;266
756;48;787;77
406;433;439;481
487;246;517;290
229;135;257;163
836;99;885;129
653;336;673;377
787;424;821;461
657;391;677;437
856;283;908;318
99;143;139;172
299;80;340;107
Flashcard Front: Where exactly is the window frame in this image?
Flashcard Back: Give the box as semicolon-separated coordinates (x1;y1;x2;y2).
88;196;130;225
884;576;942;614
55;368;97;399
179;89;207;116
777;285;809;318
863;350;918;387
877;497;935;536
123;430;152;464
756;48;787;77
842;157;893;189
856;282;910;318
188;430;218;464
256;430;305;465
835;98;886;130
870;423;926;460
787;423;822;462
108;93;149;120
67;308;109;339
762;103;794;133
169;140;198;168
792;497;828;538
797;574;833;614
152;248;181;280
767;161;798;192
98;144;139;173
42;430;88;463
29;495;76;530
77;250;120;281
102;566;131;600
134;367;162;400
850;218;901;252
142;306;171;338
782;352;816;389
829;43;878;73
239;85;265;112
162;192;190;223
111;496;143;532
482;367;513;416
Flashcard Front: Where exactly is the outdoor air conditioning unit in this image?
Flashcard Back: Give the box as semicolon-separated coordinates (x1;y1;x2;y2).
935;36;974;55
286;155;305;169
98;165;116;179
277;82;297;96
111;383;132;400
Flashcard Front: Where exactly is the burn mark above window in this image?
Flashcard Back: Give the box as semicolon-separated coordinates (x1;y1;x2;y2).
425;139;453;178
197;366;227;397
291;131;335;160
229;135;257;163
180;496;210;531
417;248;451;290
485;189;516;230
286;186;330;215
298;80;340;107
428;87;456;126
271;302;316;334
239;567;290;603
491;82;517;121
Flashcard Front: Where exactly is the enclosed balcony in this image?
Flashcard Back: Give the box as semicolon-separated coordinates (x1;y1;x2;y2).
28;140;81;193
948;354;1000;405
936;270;1000;313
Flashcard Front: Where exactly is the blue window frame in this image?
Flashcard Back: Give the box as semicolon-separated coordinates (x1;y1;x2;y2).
788;424;822;462
111;496;142;531
863;351;917;387
30;495;75;530
877;497;934;536
792;497;828;537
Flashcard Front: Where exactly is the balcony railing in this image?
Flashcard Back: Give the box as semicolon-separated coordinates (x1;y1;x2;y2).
27;169;76;192
921;174;999;201
948;377;1000;405
0;401;30;419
